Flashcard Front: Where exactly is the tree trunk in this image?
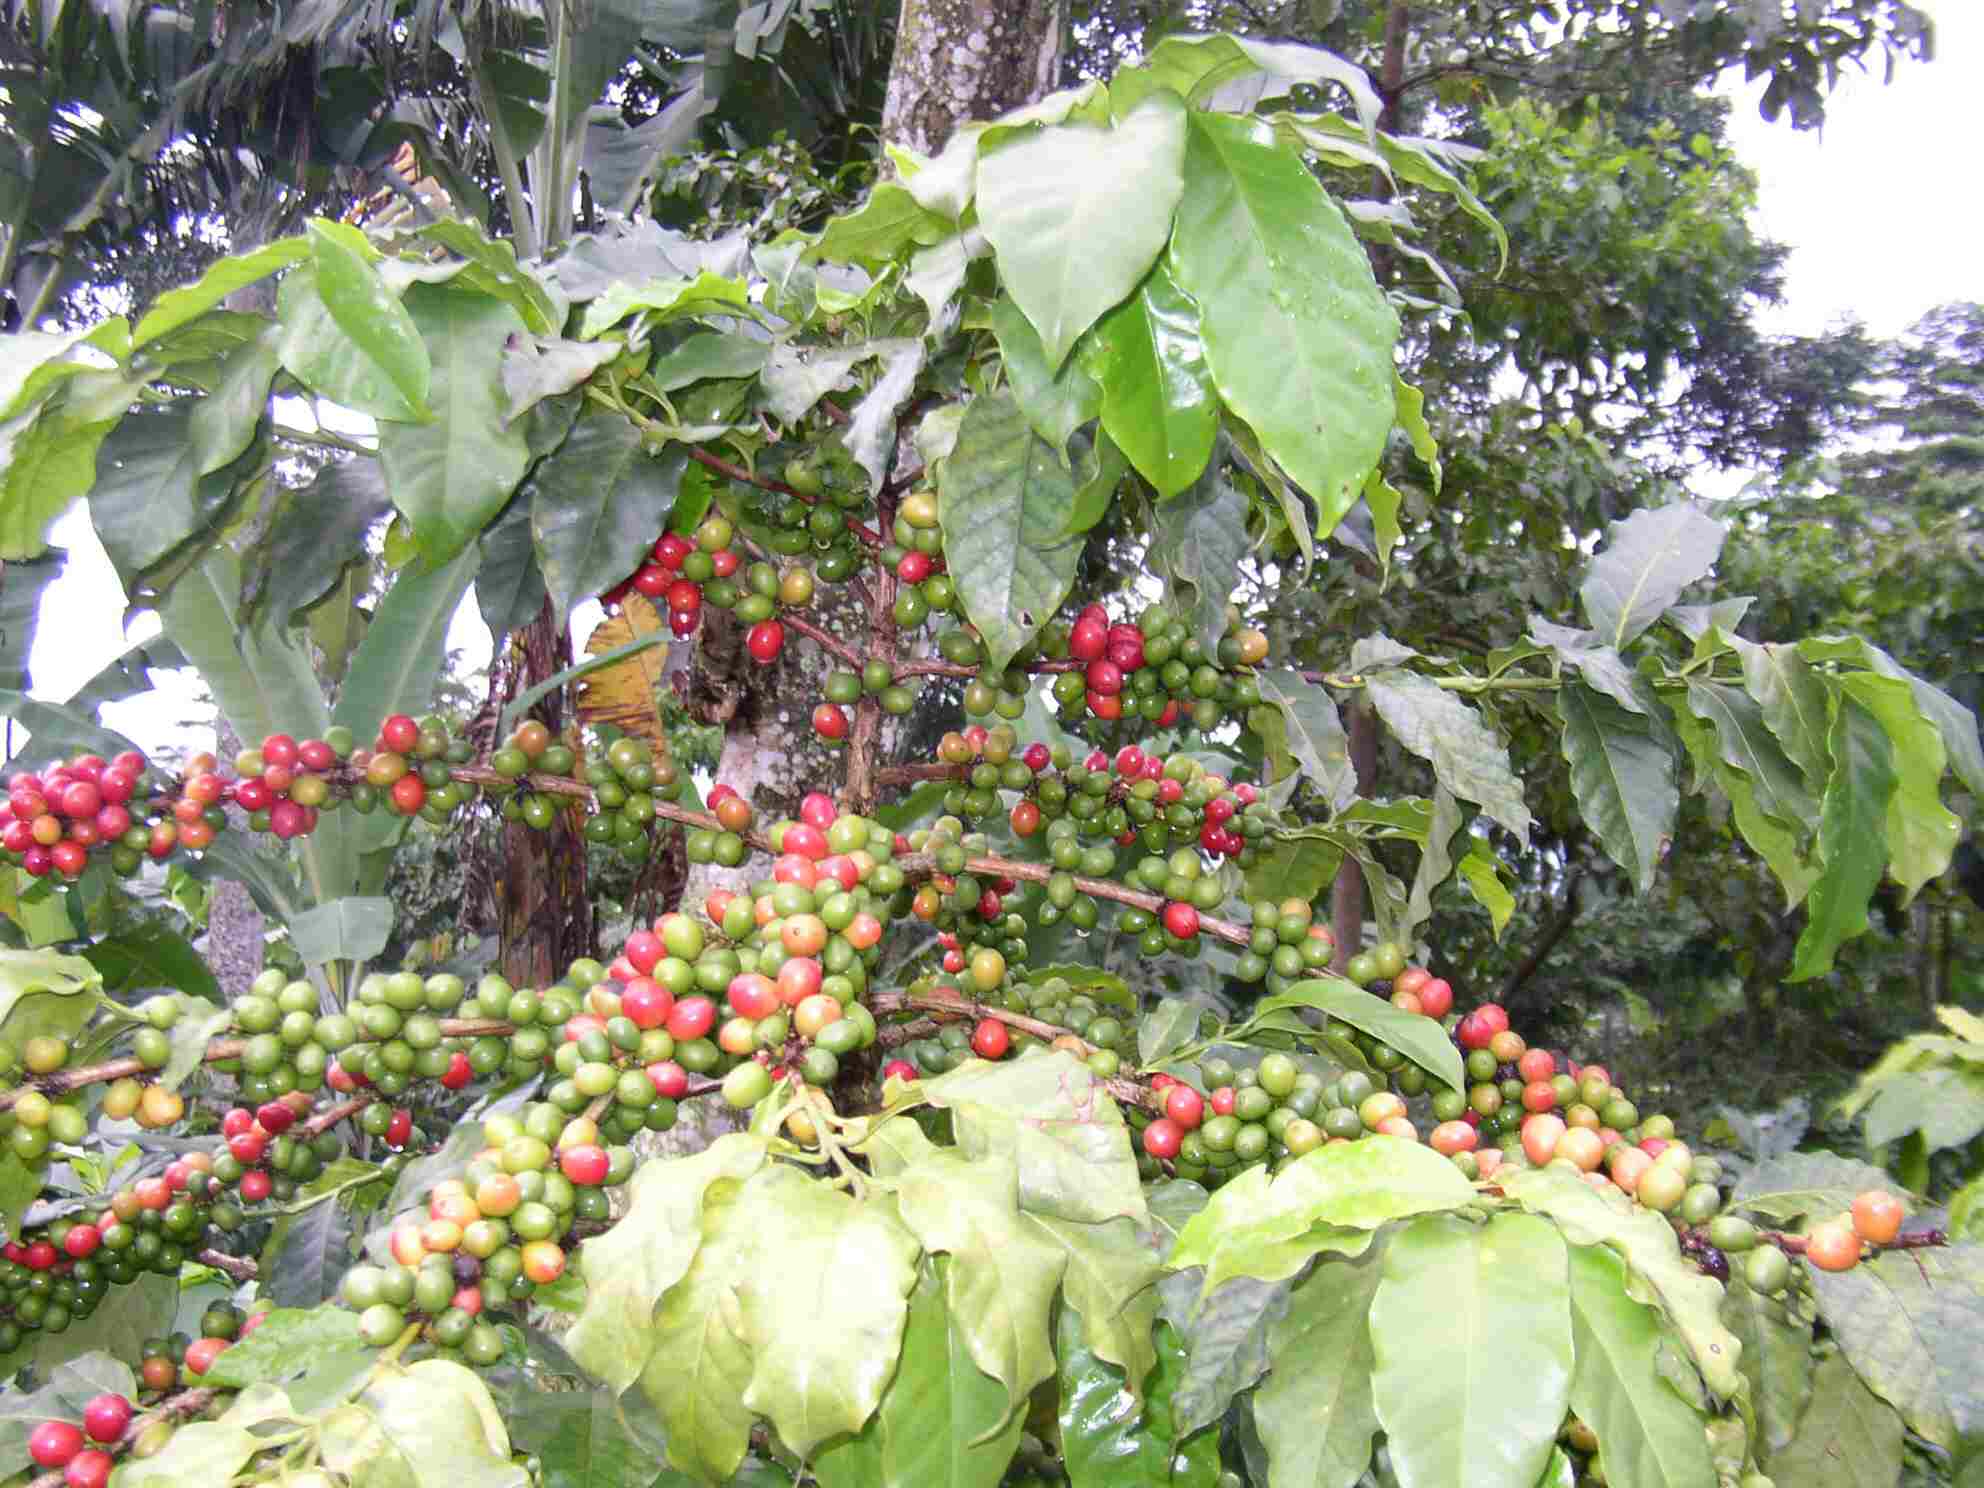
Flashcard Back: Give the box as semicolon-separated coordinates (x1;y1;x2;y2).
1329;703;1378;966
881;0;1066;155
494;601;594;986
204;724;266;999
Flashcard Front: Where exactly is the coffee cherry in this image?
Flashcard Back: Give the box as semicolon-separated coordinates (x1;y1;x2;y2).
970;1018;1010;1060
746;621;785;663
30;1421;85;1468
1850;1189;1904;1245
1806;1220;1862;1272
1161;901;1200;940
1142;1117;1184;1160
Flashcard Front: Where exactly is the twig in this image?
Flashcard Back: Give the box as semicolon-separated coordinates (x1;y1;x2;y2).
685;447;882;546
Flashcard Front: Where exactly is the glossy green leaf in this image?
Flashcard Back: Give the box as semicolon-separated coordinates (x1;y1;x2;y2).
1169;111;1397;537
1242;831;1343;906
1367;671;1533;843
1458;839;1516;939
576;272;750;340
530;411;680;624
1723;1274;1813;1460
33;1273;174;1376
477;492;548;640
239;455;389;629
359;1359;527;1488
1059;1309;1220;1488
1158;1268;1287;1443
569;1133;766;1392
1579;502;1726;649
80;922;220;1004
976;94;1186;372
1169;1135;1471;1288
1859;1066;1984;1152
1147;462;1250;657
812;1258;1022;1488
731;1163;920;1458
647;332;769;392
844;340;926;493
1837;671;1962;899
500;337;620;423
638;1179;759;1485
112;1419;268;1488
1728;639;1831;789
411;220;564;334
330;547;480;754
1559;681;1677;894
810;183;955;266
1253;670;1358;813
0;693;140;777
1502;1168;1741;1399
1085;261;1219;498
1797;633;1984;800
1139;995;1203;1067
261;1196;359;1317
1807;1243;1984;1453
1370;1215;1573;1488
200;1307;369;1392
1767;1354;1903;1488
134;239;310;346
1670;704;1818;910
990;296;1100;453
920;1050;1147;1225
506;1388;675;1488
1252;1245;1385;1488
1565;1243;1715;1488
4;354;146;551
1260;978;1465;1094
376;284;531;562
1528;619;1645;717
1789;695;1896;981
894;1149;1066;1418
309;220;431;419
937;390;1082;673
187;329;280;476
1028;1213;1163;1391
1404;785;1464;935
274;268;420;423
1135;33;1382;130
89;406;253;595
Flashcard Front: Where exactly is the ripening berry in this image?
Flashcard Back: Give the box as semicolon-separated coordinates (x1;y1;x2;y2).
29;1422;85;1468
1850;1189;1905;1246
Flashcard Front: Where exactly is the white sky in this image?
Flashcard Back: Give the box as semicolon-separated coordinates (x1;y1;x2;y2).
17;12;1981;759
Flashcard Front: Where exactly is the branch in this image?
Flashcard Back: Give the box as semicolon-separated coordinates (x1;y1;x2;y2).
194;1248;258;1281
867;988;1160;1111
779;611;865;671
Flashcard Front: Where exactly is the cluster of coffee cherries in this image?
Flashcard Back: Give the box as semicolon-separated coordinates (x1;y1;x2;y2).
23;1387;143;1488
929;723;1283;871
0;1089;380;1353
0;749;196;879
1035;602;1270;728
338;1098;632;1361
884;973;1139;1083
602;512;832;662
1132;1053;1336;1180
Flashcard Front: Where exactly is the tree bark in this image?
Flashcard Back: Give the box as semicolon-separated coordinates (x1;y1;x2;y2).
203;724;265;999
493;600;593;986
881;0;1067;155
1328;702;1379;967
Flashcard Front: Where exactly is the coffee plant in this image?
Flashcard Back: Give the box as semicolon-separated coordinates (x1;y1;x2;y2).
0;30;1978;1488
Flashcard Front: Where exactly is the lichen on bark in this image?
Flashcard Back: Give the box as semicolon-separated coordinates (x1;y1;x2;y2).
881;0;1066;155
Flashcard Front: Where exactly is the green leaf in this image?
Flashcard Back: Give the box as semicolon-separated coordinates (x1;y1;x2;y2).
1527;620;1646;717
1806;1243;1984;1453
0;370;142;562
88;406;254;596
287;896;394;967
188;329;280;477
275;268;420;423
0;947;100;1022
148;994;232;1092
1502;1168;1741;1400
376;284;531;563
530;411;680;625
1134;34;1382;130
1370;1215;1573;1488
637;1175;758;1485
1559;681;1677;894
1261;977;1465;1095
500;337;620;423
1458;840;1515;939
1578;502;1726;649
1169;111;1397;537
1139;995;1204;1067
1837;672;1962;900
111;1419;268;1488
1148;463;1251;659
812;1258;1023;1488
1253;1245;1385;1488
477;491;548;640
1727;1152;1902;1226
34;1273;174;1376
1798;634;1984;801
1859;1067;1984;1151
240;455;391;628
1669;704;1817;911
576;272;751;340
1168;1136;1472;1288
1682;680;1820;842
919;1050;1147;1225
1084;260;1219;498
730;1163;920;1459
844;340;927;494
1728;640;1832;790
810;183;956;265
411;220;564;335
569;1132;766;1392
262;1196;359;1316
894;1149;1066;1419
359;1359;528;1488
1252;670;1358;813
1161;1268;1290;1442
937;391;1083;673
1789;695;1896;981
1565;1243;1716;1488
647;332;769;392
1391;373;1442;492
1029;1213;1163;1390
133;239;311;345
990;297;1100;453
1404;785;1464;935
506;1389;674;1488
200;1307;371;1394
331;547;480;757
1767;1354;1903;1488
1059;1309;1220;1488
1367;671;1533;843
976;94;1187;372
1723;1274;1813;1460
1243;831;1343;906
309;220;432;420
